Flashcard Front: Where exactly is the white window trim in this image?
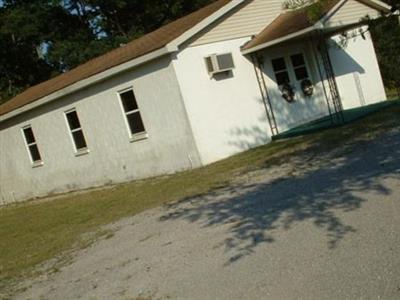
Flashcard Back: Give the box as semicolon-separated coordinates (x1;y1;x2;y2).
270;50;313;86
64;108;90;156
288;50;313;81
271;57;291;86
21;125;44;167
117;87;148;143
289;53;311;82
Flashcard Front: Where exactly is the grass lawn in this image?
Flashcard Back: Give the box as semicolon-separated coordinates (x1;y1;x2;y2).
0;100;399;293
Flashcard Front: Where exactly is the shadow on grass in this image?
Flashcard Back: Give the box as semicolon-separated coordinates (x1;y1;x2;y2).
160;127;400;265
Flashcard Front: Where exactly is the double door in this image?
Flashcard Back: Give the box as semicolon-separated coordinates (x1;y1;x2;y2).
262;46;328;132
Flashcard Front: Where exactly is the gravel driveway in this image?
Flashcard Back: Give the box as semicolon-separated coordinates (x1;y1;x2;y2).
16;128;400;300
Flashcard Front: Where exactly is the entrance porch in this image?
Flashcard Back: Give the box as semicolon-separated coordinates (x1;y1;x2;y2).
241;0;390;137
273;99;400;140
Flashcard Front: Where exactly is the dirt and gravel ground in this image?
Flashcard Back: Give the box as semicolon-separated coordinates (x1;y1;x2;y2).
15;128;400;300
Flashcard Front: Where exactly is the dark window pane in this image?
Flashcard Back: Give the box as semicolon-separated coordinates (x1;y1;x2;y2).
66;111;81;130
272;57;287;72
29;144;41;162
205;56;213;73
217;53;234;70
23;127;35;144
72;130;87;150
275;71;290;86
294;67;309;80
127;112;145;135
120;90;138;112
291;54;305;67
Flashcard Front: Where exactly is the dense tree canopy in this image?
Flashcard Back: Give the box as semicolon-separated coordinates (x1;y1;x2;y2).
0;0;398;104
369;12;400;93
0;0;213;103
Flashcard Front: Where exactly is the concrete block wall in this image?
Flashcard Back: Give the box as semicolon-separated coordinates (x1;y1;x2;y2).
173;37;272;165
0;56;201;204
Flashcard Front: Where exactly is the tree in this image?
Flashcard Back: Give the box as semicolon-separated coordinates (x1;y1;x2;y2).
369;15;400;95
0;1;54;102
0;0;214;104
72;0;214;45
1;0;397;104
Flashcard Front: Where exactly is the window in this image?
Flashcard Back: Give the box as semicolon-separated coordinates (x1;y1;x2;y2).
290;53;309;81
119;89;146;138
22;126;42;164
271;57;290;86
65;109;88;153
272;53;311;85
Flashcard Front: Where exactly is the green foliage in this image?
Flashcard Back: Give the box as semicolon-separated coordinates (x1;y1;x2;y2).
369;15;400;91
0;0;398;104
0;0;101;102
0;0;214;104
306;1;326;22
283;0;311;10
282;0;327;22
0;2;53;102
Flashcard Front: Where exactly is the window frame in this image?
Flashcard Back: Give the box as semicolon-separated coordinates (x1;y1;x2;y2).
290;53;310;81
117;87;148;142
270;51;313;90
64;108;90;156
21;125;43;167
271;56;291;87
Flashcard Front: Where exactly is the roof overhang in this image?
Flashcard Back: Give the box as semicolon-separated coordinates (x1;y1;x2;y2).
0;0;246;123
241;0;392;55
241;21;373;55
0;48;170;123
241;26;318;55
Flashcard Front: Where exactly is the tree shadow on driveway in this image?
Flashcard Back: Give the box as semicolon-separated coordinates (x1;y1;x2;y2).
159;130;400;265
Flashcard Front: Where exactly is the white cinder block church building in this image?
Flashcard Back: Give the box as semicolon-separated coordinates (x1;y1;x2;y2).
0;0;392;204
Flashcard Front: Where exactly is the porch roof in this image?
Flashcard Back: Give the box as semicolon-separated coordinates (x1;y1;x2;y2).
241;0;391;55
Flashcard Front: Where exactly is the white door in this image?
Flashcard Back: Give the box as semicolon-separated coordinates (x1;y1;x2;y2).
263;47;328;132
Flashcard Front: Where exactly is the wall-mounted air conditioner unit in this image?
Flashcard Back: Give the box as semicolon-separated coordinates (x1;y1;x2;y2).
204;53;235;77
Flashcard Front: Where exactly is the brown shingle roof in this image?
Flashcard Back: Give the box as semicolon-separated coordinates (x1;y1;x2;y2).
0;0;231;117
243;0;340;51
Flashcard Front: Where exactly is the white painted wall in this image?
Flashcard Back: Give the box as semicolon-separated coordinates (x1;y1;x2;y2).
173;37;271;165
173;28;386;166
329;27;387;109
177;0;388;147
0;56;201;204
